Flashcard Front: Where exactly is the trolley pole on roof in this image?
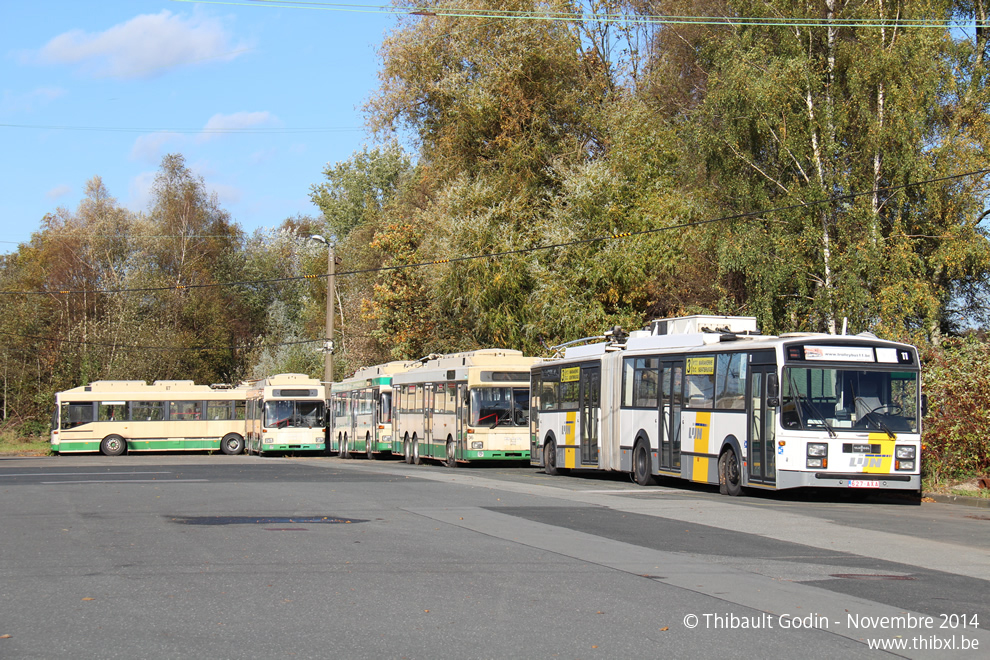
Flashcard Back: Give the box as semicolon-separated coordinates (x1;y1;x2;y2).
309;235;337;386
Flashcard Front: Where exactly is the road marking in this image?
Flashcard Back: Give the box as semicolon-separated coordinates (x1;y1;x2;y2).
41;479;207;484
0;471;172;477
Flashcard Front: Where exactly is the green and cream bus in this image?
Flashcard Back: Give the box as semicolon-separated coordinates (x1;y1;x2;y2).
391;350;539;466
245;373;326;455
532;316;923;496
51;380;248;456
329;361;415;459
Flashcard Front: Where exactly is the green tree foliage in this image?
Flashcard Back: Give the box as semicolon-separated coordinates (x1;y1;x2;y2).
0;155;268;426
681;0;990;340
921;336;990;483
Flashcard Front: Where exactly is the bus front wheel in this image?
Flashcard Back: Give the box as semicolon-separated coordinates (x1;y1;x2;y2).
412;439;422;465
220;433;244;455
544;441;559;476
718;447;742;497
100;435;126;457
403;438;412;464
366;433;376;460
445;439;457;468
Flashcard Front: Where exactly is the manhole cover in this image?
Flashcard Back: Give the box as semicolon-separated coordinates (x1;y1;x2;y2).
169;516;364;525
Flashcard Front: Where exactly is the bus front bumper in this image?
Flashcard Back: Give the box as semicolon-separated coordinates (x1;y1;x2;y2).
774;470;921;491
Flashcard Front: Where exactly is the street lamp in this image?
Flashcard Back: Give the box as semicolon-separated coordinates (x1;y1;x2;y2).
309;235;337;385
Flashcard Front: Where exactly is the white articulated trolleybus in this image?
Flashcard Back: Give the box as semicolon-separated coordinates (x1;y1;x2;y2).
245;373;327;455
51;380;249;456
329;361;415;459
391;349;539;466
531;316;923;495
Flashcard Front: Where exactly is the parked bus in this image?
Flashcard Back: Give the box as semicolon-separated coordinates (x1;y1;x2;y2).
51;380;248;456
329;361;415;459
531;316;923;495
391;350;539;466
245;373;326;455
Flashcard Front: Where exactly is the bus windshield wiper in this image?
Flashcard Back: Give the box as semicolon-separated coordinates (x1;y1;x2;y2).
786;371;835;438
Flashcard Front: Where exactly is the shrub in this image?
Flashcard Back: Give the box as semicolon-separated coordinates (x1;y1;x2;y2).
921;336;990;484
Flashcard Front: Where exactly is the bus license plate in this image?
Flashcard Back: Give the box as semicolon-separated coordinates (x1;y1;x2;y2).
849;480;880;488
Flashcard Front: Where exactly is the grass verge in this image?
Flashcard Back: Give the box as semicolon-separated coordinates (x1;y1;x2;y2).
0;432;50;456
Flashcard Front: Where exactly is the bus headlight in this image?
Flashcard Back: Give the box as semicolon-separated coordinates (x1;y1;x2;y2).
264;437;274;445
895;445;916;460
807;443;828;469
471;441;483;450
895;445;916;471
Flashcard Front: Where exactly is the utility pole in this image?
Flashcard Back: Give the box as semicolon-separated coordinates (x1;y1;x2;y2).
309;235;336;386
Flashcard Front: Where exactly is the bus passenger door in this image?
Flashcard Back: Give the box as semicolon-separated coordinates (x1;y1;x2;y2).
747;367;777;485
579;366;600;465
659;362;683;472
424;385;434;456
456;383;467;461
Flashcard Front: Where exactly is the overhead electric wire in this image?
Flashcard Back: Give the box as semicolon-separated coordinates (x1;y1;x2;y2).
175;0;975;30
0;123;362;134
0;330;321;353
1;167;987;298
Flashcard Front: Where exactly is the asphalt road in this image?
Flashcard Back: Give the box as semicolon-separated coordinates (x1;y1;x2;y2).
1;454;988;659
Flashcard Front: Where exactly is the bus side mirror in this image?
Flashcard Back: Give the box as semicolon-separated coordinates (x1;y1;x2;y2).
921;393;928;417
767;374;780;408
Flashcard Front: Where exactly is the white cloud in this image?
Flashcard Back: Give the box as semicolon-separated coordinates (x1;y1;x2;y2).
45;184;72;200
1;87;66;114
130;132;184;163
128;171;157;212
208;182;242;205
36;10;249;79
198;111;279;142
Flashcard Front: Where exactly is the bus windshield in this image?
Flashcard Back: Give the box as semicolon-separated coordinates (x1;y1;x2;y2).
470;387;529;427
265;400;326;429
781;368;919;433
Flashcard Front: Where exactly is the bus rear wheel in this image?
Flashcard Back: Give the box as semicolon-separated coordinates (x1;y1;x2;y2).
403;438;412;464
341;435;350;459
412;439;422;465
719;447;742;497
220;433;244;455
100;435;126;457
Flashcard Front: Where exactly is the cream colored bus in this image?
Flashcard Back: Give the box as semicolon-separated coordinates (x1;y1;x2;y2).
330;361;415;459
51;380;248;456
245;373;326;455
391;350;539;466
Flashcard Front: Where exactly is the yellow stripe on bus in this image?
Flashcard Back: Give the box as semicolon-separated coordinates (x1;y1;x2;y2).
863;433;896;473
564;411;577;469
692;412;711;483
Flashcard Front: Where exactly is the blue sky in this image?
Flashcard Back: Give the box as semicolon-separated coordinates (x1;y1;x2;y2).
1;1;398;253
